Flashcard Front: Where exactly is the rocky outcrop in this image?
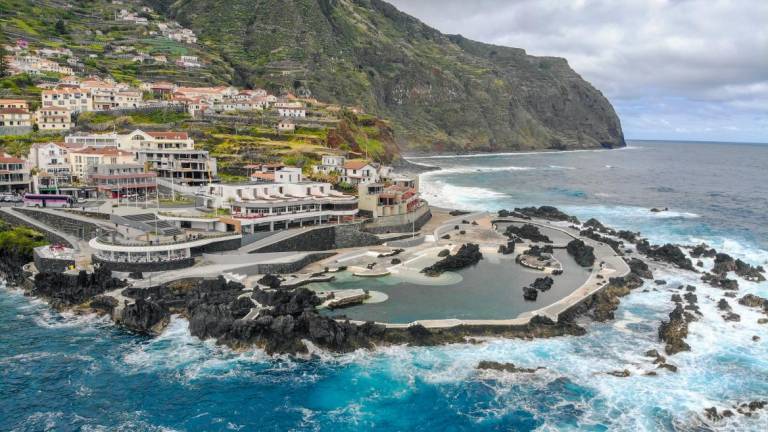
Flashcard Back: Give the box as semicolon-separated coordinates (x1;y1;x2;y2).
580;229;623;255
690;243;717;258
531;277;554;292
477;361;544;373
513;206;580;224
504;224;551;243
738;294;768;315
626;257;653;279
566;239;595;267
32;268;126;309
422;243;482;276
120;299;169;335
257;274;282;289
713;253;765;282
559;274;644;322
701;272;739;290
658;291;701;355
638;242;695;271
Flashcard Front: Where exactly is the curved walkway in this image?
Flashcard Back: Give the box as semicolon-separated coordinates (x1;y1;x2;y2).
342;215;630;328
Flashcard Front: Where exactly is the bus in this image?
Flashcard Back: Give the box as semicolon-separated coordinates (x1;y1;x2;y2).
23;194;75;208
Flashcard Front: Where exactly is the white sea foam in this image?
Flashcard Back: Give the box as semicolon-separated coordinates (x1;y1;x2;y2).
406;146;629;160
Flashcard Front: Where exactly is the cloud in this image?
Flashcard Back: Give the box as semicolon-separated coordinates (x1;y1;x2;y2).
387;0;768;142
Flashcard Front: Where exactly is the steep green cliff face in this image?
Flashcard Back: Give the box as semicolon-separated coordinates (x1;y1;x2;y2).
154;0;626;153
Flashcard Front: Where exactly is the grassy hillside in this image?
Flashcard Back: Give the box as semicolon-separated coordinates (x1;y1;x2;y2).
148;0;625;153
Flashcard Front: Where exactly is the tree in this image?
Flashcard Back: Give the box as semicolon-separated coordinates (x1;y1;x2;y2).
55;19;68;35
0;44;8;78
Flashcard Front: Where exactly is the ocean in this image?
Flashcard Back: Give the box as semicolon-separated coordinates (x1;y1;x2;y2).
2;140;767;431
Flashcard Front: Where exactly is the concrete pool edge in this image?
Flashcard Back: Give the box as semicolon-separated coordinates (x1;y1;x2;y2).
336;217;631;329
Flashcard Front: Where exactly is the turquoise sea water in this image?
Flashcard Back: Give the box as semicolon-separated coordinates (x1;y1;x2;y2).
2;140;768;431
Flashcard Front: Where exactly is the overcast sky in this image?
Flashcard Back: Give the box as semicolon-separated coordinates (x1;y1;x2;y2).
388;0;767;143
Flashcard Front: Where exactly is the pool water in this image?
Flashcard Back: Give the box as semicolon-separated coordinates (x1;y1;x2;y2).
312;250;590;323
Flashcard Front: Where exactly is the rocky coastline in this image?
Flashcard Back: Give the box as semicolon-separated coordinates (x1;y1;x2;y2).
1;206;765;357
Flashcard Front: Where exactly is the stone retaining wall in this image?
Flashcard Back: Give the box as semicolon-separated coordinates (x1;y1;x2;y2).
33;251;75;273
0;210;73;247
363;207;432;234
15;208;106;240
92;255;195;273
190;237;242;255
253;223;380;253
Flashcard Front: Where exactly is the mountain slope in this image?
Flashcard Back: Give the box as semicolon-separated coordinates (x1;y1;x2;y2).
162;1;624;153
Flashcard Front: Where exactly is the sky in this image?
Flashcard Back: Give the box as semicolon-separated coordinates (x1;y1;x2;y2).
387;0;767;143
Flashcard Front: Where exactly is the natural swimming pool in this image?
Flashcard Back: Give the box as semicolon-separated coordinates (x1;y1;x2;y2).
308;249;591;323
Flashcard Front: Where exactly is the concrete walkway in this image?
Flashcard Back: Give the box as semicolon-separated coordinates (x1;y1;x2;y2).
339;215;631;329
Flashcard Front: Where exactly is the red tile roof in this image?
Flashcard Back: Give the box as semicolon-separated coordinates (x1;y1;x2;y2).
343;160;371;170
0;107;30;114
0;156;25;163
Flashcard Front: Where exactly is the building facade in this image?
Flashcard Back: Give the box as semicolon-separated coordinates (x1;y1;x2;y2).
135;149;216;186
0;156;31;194
88;163;157;199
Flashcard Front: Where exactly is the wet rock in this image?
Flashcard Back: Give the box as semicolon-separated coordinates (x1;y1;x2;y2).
685;285;696;292
527;245;554;256
565;274;644;322
531;276;554;292
736;401;767;416
658;303;693;355
657;363;678;373
120;299;168;335
724;292;737;298
523;286;538;301
654;279;667;285
701;272;739;290
498;241;515;255
422;243;482;277
616;230;640;244
753;336;760;342
671;294;682;303
717;299;731;311
513;206;580;224
258;274;282;289
644;349;667;364
626;258;653;279
690;243;717;258
505;224;552;243
606;369;631;377
722;312;741;322
477;361;544;373
32;267;126;308
90;295;118;315
437;249;450;257
705;407;734;421
758;318;768;324
391;258;401;265
650;207;668;213
497;209;531;220
640;243;695;271
580;229;624;255
738;294;768;314
566;239;595;267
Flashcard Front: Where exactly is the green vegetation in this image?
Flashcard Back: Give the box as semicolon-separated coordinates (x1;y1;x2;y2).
0;222;48;256
146;0;623;152
0;133;65;157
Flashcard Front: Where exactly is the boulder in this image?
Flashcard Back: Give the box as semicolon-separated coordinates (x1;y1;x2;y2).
566;239;595;267
477;361;543;373
422;244;483;277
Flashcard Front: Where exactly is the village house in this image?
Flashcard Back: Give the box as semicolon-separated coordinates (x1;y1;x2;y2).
341;160;379;185
0;156;31;194
87;163;157;200
176;55;201;68
28;142;73;185
68;146;135;181
0;107;33;128
313;155;346;177
135;149;216;186
200;166;358;234
174;86;237;102
6;55;74;76
64;132;120;148
0;99;29;110
41;88;93;112
277;120;296;133
274;101;306;118
357;176;424;220
35;107;73;131
118;129;194;151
